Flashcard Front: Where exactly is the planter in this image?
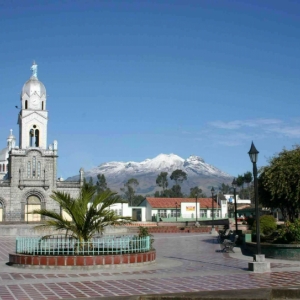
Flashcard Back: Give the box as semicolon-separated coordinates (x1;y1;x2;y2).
246;242;300;260
8;250;156;268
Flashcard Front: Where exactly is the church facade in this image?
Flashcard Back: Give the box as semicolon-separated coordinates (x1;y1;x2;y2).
0;62;83;222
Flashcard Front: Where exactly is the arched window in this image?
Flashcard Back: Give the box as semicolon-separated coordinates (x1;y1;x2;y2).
3;164;5;172
35;129;39;147
25;100;28;109
32;157;36;177
42;101;44;110
29;126;39;147
29;129;34;147
0;165;2;172
27;161;31;178
37;161;41;177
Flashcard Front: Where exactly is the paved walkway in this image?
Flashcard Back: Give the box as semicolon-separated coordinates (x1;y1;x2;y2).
1;233;300;299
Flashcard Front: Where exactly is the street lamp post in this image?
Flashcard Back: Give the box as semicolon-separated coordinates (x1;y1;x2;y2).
211;187;215;230
232;178;238;233
248;141;261;255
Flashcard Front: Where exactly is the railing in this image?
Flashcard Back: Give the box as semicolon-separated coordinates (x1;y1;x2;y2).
56;181;81;188
16;235;150;255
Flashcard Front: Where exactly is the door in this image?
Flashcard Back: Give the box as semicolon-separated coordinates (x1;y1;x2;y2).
25;195;41;222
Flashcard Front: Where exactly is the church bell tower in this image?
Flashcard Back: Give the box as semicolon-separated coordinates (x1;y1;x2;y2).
18;62;48;149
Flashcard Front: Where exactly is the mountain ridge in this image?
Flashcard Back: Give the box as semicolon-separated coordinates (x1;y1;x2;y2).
67;153;233;195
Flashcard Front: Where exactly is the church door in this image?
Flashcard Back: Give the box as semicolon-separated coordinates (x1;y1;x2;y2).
25;195;41;222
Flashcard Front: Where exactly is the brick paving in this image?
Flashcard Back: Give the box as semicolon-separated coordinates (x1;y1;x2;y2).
1;233;300;299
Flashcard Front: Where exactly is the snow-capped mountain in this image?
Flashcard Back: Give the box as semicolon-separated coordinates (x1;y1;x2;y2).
67;154;233;195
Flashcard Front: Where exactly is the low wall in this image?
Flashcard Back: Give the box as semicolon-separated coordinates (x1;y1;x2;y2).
9;250;156;268
246;242;300;260
147;226;218;234
158;219;229;227
0;224;129;236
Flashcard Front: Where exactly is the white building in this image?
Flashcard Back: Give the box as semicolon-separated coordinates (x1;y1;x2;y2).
224;194;251;205
109;202;146;222
141;197;227;222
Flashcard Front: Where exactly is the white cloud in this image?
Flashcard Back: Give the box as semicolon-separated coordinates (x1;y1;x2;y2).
208;118;282;130
267;126;300;138
201;118;299;146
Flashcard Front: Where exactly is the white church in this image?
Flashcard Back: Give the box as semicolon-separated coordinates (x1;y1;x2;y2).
0;62;83;222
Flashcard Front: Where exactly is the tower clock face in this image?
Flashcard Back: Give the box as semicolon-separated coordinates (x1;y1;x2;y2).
31;99;39;109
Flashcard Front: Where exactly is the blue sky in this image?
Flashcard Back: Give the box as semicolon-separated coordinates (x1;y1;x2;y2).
1;0;300;179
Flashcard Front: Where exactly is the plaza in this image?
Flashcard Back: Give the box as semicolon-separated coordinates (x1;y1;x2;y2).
1;233;300;299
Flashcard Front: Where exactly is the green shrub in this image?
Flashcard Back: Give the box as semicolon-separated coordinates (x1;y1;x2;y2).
277;219;300;244
252;215;277;235
138;226;154;249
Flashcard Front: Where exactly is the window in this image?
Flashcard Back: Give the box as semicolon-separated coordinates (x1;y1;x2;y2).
35;129;39;147
3;164;5;172
200;210;207;218
32;157;36;177
158;210;167;218
42;101;44;110
170;209;180;217
27;162;31;178
25;100;28;109
0;165;2;172
37;161;41;177
29;126;39;147
29;129;34;147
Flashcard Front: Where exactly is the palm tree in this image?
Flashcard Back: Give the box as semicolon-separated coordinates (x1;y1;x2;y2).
33;185;132;245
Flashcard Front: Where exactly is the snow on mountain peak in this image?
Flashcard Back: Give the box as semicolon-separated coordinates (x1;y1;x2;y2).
84;153;231;178
67;153;232;195
186;155;205;164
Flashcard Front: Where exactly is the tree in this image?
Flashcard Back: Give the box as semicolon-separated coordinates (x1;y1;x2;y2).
132;195;145;206
121;178;139;206
244;171;253;187
171;184;183;197
32;185;131;245
96;174;110;194
154;191;160;197
189;186;206;198
236;175;245;189
83;176;94;188
219;183;230;194
156;172;168;192
243;171;253;200
170;169;187;185
258;145;300;222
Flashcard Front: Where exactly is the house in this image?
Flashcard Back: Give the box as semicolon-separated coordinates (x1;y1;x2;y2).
140;197;227;222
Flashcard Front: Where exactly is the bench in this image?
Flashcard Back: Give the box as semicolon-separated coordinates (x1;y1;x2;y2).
222;235;238;253
217;229;232;243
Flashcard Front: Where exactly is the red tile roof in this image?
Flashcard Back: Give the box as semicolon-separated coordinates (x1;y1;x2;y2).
146;197;220;209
